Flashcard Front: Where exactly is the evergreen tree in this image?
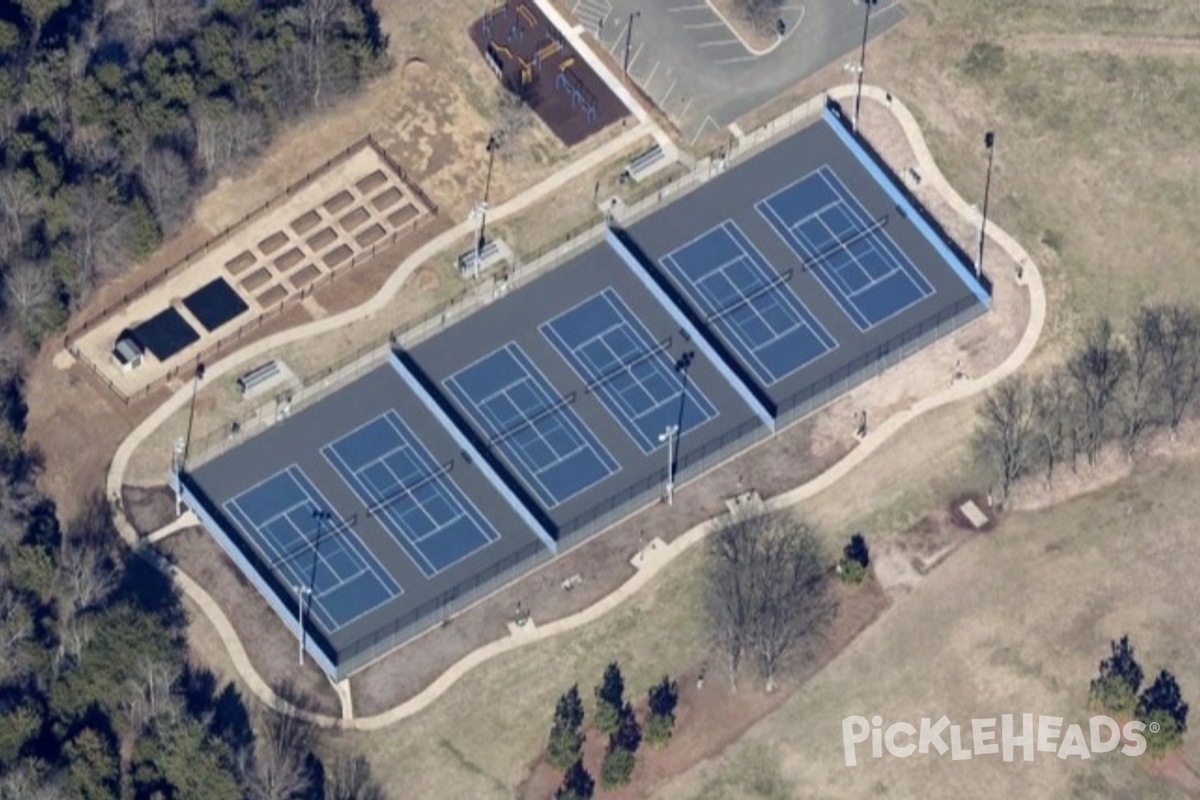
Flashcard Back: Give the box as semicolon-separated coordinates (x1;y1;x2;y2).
594;662;625;735
554;759;594;800
645;675;679;748
546;685;586;770
1089;635;1143;715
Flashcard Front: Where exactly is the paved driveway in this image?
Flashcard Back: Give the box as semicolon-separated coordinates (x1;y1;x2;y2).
568;0;906;143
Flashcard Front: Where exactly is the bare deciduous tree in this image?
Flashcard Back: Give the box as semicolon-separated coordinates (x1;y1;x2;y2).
706;505;836;693
57;491;121;617
973;375;1037;498
1031;372;1072;486
3;261;56;326
326;754;386;800
248;703;315;800
138;146;193;236
1143;304;1200;437
0;585;33;683
297;0;346;109
1117;309;1163;458
750;516;834;692
195;102;269;174
1068;318;1129;465
114;0;202;55
68;181;129;295
706;505;756;690
122;657;183;740
0;171;40;256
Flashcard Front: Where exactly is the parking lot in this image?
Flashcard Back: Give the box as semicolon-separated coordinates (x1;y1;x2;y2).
569;0;905;143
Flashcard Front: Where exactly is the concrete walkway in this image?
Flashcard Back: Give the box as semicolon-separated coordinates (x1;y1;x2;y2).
117;84;1045;730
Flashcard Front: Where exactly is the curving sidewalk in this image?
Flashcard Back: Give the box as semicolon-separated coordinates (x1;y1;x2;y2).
113;84;1044;729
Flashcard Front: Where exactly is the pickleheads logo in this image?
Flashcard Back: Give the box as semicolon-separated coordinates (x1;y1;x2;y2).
842;714;1150;767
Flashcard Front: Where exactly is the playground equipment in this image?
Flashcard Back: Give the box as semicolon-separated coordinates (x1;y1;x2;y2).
555;66;597;124
534;37;562;66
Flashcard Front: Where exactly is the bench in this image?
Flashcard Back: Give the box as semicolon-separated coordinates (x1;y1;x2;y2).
457;239;500;275
622;145;665;183
237;361;280;396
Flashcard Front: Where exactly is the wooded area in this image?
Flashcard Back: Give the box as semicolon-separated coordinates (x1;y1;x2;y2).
974;304;1200;499
0;0;389;348
0;359;387;798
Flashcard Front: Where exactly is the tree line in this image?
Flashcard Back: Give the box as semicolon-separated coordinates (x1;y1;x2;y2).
974;304;1200;499
0;0;389;346
0;362;386;797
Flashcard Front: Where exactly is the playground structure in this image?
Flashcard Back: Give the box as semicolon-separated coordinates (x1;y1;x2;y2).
472;0;623;145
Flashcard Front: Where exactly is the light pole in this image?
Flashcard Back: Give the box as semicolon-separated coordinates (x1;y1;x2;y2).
293;583;312;666
473;134;499;279
176;362;206;515
623;11;641;80
976;131;996;279
853;0;877;133
296;507;329;667
658;424;678;506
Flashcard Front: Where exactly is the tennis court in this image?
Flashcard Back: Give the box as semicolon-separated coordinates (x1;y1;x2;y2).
659;220;838;385
443;342;620;508
222;465;402;632
757;165;935;331
541;288;718;454
321;410;500;578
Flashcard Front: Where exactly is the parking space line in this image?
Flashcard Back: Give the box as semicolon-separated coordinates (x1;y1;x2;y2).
683;21;725;29
716;54;757;64
698;38;739;47
641;60;661;91
659;77;678;105
668;4;709;10
678;97;694;120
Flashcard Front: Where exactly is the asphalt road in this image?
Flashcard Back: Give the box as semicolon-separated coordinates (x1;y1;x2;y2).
569;0;906;143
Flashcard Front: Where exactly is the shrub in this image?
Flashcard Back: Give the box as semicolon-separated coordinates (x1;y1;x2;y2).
838;558;866;585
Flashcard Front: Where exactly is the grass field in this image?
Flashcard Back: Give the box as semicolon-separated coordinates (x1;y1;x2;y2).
863;1;1200;333
655;445;1200;799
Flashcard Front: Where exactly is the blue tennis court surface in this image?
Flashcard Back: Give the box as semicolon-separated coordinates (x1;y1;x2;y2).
659;220;837;385
322;410;500;578
757;165;935;331
444;342;619;508
223;465;401;632
541;288;718;454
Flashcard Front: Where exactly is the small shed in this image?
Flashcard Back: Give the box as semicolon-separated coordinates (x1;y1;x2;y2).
112;330;144;372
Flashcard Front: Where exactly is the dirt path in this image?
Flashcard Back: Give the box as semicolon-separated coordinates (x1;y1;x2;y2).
124;82;1045;730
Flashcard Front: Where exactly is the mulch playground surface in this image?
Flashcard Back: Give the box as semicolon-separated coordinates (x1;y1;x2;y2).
469;0;628;146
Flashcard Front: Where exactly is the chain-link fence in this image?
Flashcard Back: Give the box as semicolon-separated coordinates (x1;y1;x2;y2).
176;92;995;678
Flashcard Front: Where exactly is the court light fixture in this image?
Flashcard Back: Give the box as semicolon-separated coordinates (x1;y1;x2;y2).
659;423;678;506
